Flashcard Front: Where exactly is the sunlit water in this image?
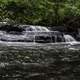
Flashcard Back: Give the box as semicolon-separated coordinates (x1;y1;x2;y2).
64;34;76;42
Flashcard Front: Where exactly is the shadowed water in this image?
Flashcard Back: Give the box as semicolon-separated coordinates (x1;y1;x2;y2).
0;26;79;80
0;46;80;80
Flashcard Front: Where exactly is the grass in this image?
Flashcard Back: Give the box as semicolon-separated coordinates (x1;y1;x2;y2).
0;47;80;80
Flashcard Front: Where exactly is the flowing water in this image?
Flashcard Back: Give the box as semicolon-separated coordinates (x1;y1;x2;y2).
0;26;79;80
0;26;80;47
64;34;76;42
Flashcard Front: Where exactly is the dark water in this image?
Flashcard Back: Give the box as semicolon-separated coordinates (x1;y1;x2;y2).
0;45;80;80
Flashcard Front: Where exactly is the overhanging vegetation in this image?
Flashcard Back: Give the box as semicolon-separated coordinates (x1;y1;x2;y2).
0;0;80;27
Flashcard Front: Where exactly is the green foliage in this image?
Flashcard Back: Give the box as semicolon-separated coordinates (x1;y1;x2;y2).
0;0;80;26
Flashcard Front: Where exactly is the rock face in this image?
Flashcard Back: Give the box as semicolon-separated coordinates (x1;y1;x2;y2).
0;25;77;43
0;25;62;42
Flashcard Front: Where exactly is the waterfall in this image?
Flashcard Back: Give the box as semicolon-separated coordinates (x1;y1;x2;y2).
64;35;76;42
25;26;51;43
0;26;77;43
